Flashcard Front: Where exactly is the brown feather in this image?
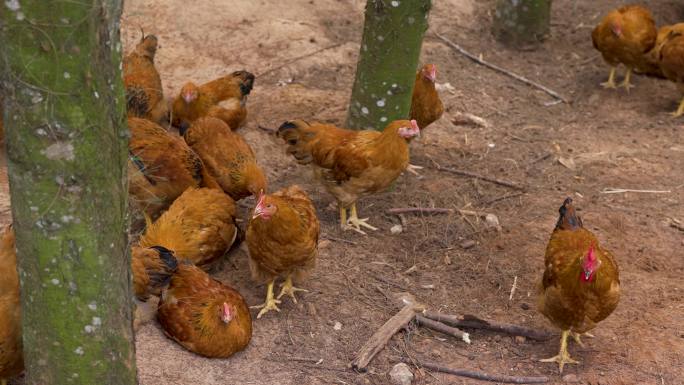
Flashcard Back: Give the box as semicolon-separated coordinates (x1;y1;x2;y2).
592;5;657;70
0;225;23;381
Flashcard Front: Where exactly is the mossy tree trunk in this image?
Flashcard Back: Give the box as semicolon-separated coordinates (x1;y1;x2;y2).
346;0;431;130
493;0;552;48
0;1;136;384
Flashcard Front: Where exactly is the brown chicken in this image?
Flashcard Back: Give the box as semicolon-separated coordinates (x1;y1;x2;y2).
138;187;239;270
637;24;684;77
658;30;684;116
246;186;319;318
128;117;216;231
0;225;22;385
537;198;621;373
130;245;178;330
123;34;168;124
183;117;267;201
592;5;657;90
171;71;255;131
410;64;444;130
157;262;252;358
277;119;420;234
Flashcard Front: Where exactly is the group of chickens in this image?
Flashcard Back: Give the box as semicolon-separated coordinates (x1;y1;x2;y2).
0;6;638;382
593;4;684;116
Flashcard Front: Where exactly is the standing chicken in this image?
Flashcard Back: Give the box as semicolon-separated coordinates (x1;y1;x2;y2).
537;198;621;372
157;262;252;358
410;64;444;130
246;186;319;318
171;71;254;131
123;34;168;124
658;30;684;116
139;187;240;270
277;119;420;234
0;225;22;385
638;23;684;78
591;5;657;90
183;117;267;201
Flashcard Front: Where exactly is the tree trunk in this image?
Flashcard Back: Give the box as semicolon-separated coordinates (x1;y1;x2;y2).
0;1;136;384
346;0;431;130
492;0;552;48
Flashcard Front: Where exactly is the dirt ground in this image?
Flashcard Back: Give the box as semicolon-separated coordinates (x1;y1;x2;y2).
4;0;683;384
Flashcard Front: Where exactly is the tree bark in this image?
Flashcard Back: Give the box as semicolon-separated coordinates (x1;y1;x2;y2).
0;1;136;384
493;0;552;48
346;0;431;130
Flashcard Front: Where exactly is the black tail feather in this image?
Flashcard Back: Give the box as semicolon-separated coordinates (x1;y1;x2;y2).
555;197;583;231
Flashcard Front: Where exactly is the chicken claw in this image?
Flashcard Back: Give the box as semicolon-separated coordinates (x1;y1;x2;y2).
277;275;308;303
406;163;423;176
344;204;377;234
618;67;634;91
570;331;595;347
251;280;281;319
671;97;684;117
540;330;580;373
600;66;617;89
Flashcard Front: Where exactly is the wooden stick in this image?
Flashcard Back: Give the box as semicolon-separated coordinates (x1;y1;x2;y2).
412;360;549;384
432;163;526;191
387;207;454;215
415;314;470;344
600;188;671;194
257;124;276;134
434;32;569;104
422;311;552;341
351;304;422;372
480;191;525;206
258;42;345;77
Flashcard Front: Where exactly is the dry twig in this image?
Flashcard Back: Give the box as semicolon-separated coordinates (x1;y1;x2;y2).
434;32;569;104
423;311;552;341
600;188;671;194
387;207;454;215
431;161;526;190
509;276;518;301
258;42;346;77
480;191;525;206
257;124;276;134
451;112;490;128
410;359;549;384
416;314;470;344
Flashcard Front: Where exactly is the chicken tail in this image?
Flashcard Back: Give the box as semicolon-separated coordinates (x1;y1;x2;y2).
131;245;179;301
555;197;583;231
277;120;315;164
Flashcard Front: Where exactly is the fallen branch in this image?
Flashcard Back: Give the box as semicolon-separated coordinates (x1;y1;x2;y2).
434;32;569;104
668;217;684;232
257;124;276;134
351;297;424;371
432;162;526;191
411;360;549;384
416;314;470;344
480;191;525;206
509;276;518;301
387;207;454;215
600;188;671;194
423;311;552;341
451;112;490;128
258;42;346;77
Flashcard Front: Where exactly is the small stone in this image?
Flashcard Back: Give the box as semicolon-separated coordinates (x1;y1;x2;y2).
461;240;476;249
333;321;342;331
389;363;414;385
514;336;526;344
520;302;530;310
485;213;502;231
562;374;579;383
390;224;403;234
318;239;332;249
444;254;452;265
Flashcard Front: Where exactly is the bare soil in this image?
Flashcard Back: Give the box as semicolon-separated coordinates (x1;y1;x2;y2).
5;1;683;384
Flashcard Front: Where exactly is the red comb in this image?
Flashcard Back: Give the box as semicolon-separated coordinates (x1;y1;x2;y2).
410;119;419;130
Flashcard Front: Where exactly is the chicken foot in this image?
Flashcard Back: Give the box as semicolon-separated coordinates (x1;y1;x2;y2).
342;203;378;234
406;163;424;176
600;66;617;89
540;330;579;373
570;331;595;347
277;274;307;303
672;96;684;117
619;67;634;91
251;280;281;319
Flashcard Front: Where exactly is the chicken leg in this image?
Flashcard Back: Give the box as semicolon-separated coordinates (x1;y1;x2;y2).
672;96;684;117
406;163;423;176
345;203;377;234
277;274;308;303
600;66;617;89
251;280;281;319
619;67;634;91
570;331;595;347
540;330;579;373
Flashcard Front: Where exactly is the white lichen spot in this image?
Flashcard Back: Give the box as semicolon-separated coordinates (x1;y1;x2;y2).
63;72;71;79
51;258;57;264
44;267;50;272
380;117;388;122
84;325;94;333
93;91;100;99
72;373;79;378
42;141;75;161
30;206;38;212
61;215;74;223
31;94;43;104
407;16;415;24
362;44;367;52
376;99;386;107
395;105;400;110
392;83;398;88
60;17;69;24
387;90;393;95
391;0;400;6
15;11;24;21
36;128;47;136
88;302;97;311
382;81;387;86
361;107;369;115
51;278;60;285
5;0;20;11
92;317;101;326
355;101;361;107
377;35;384;42
74;346;84;355
110;243;114;248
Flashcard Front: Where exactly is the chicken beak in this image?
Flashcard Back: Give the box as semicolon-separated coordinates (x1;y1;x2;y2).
252;191;265;219
429;66;437;82
252;207;263;220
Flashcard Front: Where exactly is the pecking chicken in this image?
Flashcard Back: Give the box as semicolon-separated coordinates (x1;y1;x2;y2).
138;187;240;270
123;33;169;124
183;116;267;201
157;262;252;358
591;5;657;90
127;117;217;231
410;64;444;130
130;245;178;330
658;30;684;116
0;225;23;385
246;185;319;318
537;198;621;373
171;71;254;131
277;119;420;234
638;23;684;78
